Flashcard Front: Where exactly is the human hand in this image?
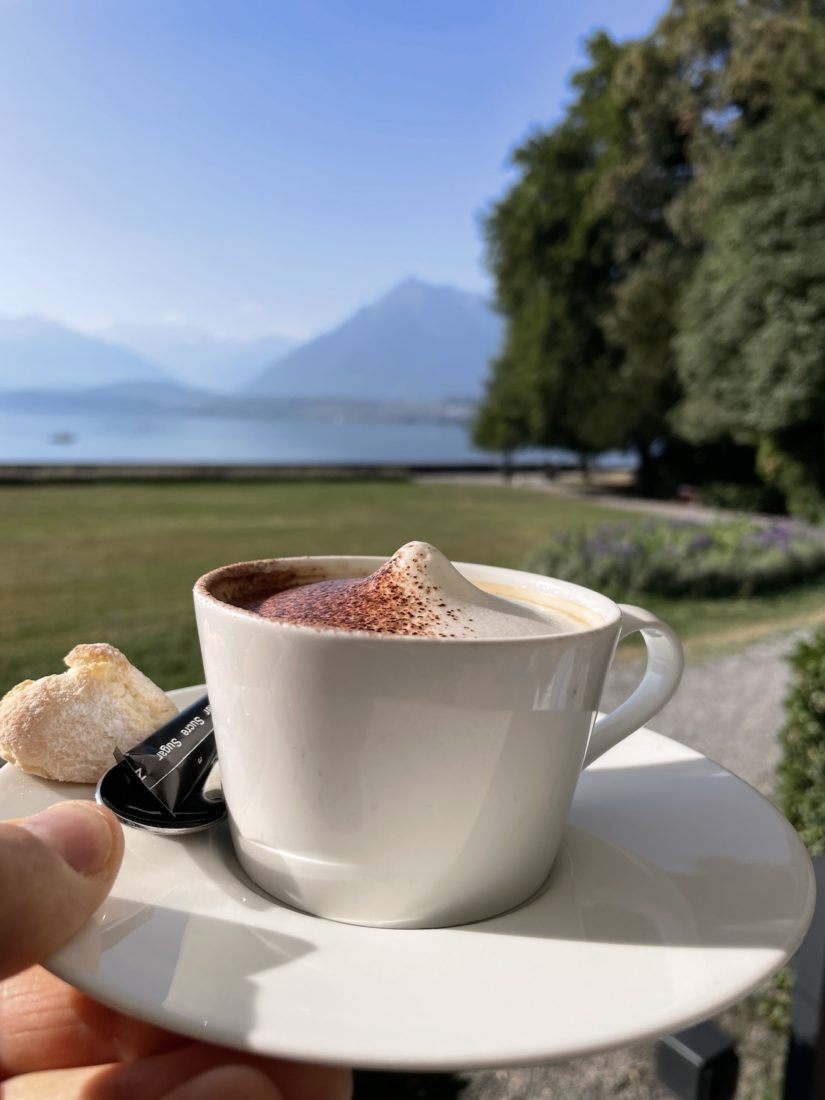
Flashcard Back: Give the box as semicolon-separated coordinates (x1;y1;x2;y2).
0;801;351;1099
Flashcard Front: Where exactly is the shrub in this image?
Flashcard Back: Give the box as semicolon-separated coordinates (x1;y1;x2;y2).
699;481;785;515
757;435;825;526
526;518;825;600
777;628;825;856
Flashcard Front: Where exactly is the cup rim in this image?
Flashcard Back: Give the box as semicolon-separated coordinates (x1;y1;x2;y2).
193;555;621;643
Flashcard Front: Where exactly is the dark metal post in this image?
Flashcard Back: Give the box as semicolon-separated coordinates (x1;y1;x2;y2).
352;1071;465;1098
654;1021;739;1100
784;854;825;1099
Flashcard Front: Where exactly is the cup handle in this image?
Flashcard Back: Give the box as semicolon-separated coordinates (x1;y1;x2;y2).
583;604;684;769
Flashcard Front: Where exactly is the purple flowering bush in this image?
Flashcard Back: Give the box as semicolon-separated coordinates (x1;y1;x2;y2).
526;519;825;598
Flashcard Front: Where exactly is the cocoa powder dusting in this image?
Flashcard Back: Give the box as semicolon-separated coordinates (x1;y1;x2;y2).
234;556;472;637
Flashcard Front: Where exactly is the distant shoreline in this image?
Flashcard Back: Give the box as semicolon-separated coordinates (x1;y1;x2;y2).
0;461;595;483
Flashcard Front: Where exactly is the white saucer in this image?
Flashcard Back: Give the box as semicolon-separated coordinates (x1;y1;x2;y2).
0;686;815;1071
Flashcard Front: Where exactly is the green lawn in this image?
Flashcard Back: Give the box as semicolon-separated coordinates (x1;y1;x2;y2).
3;480;824;695
643;582;825;660
0;480;610;694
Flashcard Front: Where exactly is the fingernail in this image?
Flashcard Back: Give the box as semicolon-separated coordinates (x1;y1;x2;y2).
21;802;114;875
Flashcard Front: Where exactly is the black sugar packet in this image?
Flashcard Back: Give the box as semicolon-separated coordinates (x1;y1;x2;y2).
95;696;226;834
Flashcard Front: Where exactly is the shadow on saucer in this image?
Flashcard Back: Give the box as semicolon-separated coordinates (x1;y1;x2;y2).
460;757;811;951
61;892;316;1048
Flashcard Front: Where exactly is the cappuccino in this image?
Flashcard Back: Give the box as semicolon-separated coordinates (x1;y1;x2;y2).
194;547;683;926
229;542;580;638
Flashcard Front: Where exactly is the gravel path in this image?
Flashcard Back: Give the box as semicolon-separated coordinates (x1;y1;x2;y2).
416;469;821;534
354;627;809;1100
600;628;805;799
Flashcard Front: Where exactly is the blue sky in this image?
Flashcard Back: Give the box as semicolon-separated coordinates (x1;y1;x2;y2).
0;0;664;340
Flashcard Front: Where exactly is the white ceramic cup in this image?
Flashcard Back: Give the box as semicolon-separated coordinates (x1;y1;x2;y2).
194;556;683;928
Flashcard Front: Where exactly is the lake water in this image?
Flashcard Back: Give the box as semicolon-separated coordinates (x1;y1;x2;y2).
0;408;582;466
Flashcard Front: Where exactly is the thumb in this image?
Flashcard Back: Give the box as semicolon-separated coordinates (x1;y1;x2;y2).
0;801;124;980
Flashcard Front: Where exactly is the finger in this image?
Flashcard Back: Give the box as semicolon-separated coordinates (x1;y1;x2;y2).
0;803;123;980
162;1065;284;1100
67;1045;350;1100
0;967;183;1079
0;1064;285;1100
0;971;351;1100
0;1063;105;1099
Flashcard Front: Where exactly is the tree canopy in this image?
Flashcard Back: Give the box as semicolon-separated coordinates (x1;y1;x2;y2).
475;0;825;516
676;105;825;517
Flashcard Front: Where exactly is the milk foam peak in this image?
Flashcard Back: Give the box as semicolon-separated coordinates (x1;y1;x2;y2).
240;541;573;638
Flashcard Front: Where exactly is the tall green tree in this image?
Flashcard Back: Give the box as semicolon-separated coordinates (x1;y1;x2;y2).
477;0;825;501
475;25;699;488
675;104;825;519
473;34;631;470
472;360;533;472
592;2;735;479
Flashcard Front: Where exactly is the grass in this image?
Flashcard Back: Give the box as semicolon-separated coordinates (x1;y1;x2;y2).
640;582;825;661
3;479;825;695
0;480;610;693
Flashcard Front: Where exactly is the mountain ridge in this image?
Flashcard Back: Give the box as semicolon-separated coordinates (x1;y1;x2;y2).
246;278;501;401
0;279;502;403
99;323;296;391
0;316;175;391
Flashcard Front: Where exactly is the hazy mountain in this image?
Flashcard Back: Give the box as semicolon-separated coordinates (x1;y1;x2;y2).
0;281;501;411
0;316;173;391
102;323;297;391
246;279;502;401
